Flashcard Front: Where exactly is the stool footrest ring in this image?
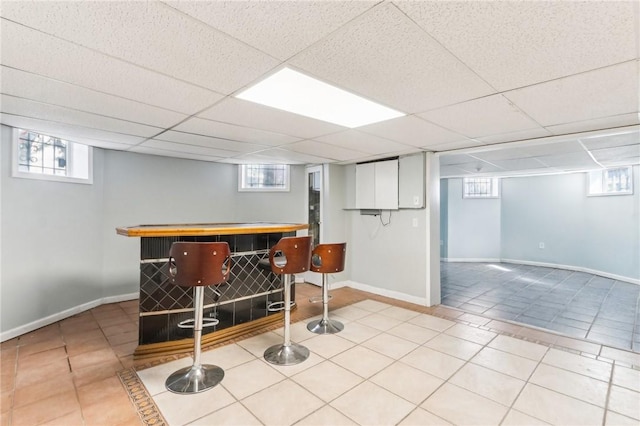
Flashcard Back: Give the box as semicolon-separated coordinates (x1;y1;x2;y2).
266;301;296;312
177;317;219;329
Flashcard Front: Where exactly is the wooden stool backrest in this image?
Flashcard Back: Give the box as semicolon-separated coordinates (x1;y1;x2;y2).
268;236;313;275
168;242;231;287
310;243;346;274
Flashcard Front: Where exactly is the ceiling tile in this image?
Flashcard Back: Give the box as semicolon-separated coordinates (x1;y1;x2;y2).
1;19;223;114
490;157;549;171
141;140;238;158
166;1;377;61
523;141;584;156
439;154;476;166
534;151;598;168
129;146;224;163
418;94;541;138
427;139;483;152
505;62;639;127
155;131;266;153
0;1;278;94
591;145;640;162
229;148;331;165
199;97;345;140
358;115;464;147
580;130;640;150
599;157;640;167
546;114;640;136
286;140;367;162
316;130;412;155
173;116;299;147
1;95;162;137
440;165;472;177
470;148;538;162
290;3;495;114
398;1;637;90
0;66;187;128
476;127;552;145
447;161;504;174
0;113;144;145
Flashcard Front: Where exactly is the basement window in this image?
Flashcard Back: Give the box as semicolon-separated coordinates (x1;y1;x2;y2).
588;166;633;196
463;177;500;198
12;129;93;184
238;164;290;192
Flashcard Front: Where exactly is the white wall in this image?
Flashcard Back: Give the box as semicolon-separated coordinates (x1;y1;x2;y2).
442;178;501;261
1;125;307;338
441;168;640;282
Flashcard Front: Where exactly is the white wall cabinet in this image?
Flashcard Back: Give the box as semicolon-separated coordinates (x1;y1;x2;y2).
355;159;398;209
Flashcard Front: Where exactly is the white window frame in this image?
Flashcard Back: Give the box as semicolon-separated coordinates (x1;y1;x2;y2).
238;164;290;192
12;128;93;184
462;177;500;198
587;166;633;196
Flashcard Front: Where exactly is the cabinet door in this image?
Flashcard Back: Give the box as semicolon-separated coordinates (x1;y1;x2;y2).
375;160;398;210
355;162;375;209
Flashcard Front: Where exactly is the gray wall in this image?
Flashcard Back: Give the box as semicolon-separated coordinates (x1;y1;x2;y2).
442;178;501;260
441;169;640;281
1;124;307;336
501;169;640;280
1;125;106;331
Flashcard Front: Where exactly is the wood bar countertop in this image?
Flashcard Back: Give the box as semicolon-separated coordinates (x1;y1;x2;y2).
116;222;309;237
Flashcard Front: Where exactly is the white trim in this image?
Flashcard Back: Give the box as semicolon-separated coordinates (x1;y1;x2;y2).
442;258;502;263
500;259;639;285
0;292;138;342
342;280;429;306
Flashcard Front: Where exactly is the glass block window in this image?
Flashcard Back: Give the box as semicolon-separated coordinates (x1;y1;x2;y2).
12;128;92;184
588;166;633;196
238;164;290;192
463;177;500;198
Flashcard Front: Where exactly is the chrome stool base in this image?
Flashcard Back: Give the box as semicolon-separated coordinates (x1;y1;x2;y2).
307;318;344;335
264;343;310;366
165;364;224;394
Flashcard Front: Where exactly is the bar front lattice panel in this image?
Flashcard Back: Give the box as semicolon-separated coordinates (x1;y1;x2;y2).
137;232;294;345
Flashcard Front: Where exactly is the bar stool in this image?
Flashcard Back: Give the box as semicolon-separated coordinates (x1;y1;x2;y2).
263;235;312;366
307;243;347;334
165;241;231;394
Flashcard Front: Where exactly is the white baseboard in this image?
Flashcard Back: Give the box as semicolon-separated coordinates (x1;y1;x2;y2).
341;280;428;306
442;258;501;263
500;259;640;285
0;292;138;342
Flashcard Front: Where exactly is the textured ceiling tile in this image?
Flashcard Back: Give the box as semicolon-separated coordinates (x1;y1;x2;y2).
0;1;278;94
155;130;266;153
477;128;553;145
142;139;238;158
286;140;367;162
446;161;504;174
397;0;637;90
591;145;640;162
166;1;377;60
0;19;224;114
130;146;224;163
419;94;541;138
490;157;550;172
198;98;345;139
426;139;483;152
359;115;465;147
316;129;413;155
546;114;640;136
599;157;640;167
523;141;584;156
580;130;640;150
230;148;332;165
290;3;494;114
173;116;299;147
1;67;187;129
1;95;162;137
0;113;144;145
534;151;597;168
471;148;539;162
505;62;639;127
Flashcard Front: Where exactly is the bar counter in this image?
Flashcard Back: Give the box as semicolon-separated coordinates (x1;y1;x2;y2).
117;222;309;358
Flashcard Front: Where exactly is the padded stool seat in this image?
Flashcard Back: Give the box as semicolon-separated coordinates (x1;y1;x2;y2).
262;236;312;366
164;242;231;394
307;243;347;334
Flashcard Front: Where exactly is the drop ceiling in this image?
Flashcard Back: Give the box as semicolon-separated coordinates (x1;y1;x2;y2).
1;1;638;176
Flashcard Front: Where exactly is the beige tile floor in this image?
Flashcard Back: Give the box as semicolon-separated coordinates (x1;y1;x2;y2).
2;284;640;426
138;299;640;426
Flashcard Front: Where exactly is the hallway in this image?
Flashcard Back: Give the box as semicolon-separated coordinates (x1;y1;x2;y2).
441;262;640;352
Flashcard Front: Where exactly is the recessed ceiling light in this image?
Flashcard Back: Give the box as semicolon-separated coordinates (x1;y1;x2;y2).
235;67;405;128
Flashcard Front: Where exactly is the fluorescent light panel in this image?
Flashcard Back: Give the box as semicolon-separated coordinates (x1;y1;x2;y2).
235;68;404;128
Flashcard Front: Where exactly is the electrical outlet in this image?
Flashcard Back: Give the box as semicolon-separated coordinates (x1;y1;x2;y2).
539;242;545;249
